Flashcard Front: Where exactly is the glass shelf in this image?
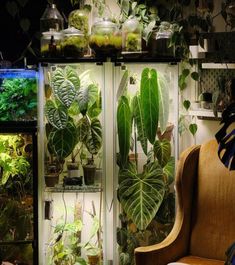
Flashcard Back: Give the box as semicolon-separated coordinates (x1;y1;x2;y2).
45;184;102;193
189;109;222;120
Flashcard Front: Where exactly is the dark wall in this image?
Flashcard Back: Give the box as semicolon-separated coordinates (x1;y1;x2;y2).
0;0;72;67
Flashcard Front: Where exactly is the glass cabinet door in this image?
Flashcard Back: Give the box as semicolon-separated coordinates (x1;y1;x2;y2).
0;123;38;265
38;63;105;265
114;62;179;265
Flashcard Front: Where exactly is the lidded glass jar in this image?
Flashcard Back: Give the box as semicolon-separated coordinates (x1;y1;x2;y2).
40;4;64;33
40;29;63;58
148;21;175;57
68;9;89;37
61;27;88;58
89;19;122;57
122;17;142;52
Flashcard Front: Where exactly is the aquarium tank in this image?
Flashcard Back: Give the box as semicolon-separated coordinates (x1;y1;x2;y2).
0;69;38;121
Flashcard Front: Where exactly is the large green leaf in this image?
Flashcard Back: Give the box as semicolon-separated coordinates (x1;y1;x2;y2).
77;83;99;115
45;100;68;130
77;116;90;142
51;66;80;108
153;139;171;168
163;157;175;185
116;70;129;99
158;73;170;133
132;94;148;155
118;161;165;230
85;118;102;155
140;68;159;144
48;121;78;159
117;96;132;168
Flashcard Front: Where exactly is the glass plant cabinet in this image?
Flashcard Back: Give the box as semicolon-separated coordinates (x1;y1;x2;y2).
0;69;38;265
38;60;179;265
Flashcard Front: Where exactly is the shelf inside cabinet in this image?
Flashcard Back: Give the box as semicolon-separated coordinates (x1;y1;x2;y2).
189;109;222;120
201;63;235;69
45;184;102;193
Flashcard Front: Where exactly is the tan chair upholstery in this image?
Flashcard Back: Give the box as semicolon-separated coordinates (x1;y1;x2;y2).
135;139;235;265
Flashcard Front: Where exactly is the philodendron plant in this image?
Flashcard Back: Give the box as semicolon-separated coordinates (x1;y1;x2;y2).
45;65;102;176
117;68;175;265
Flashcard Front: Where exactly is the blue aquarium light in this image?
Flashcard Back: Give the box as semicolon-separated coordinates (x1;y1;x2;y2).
0;69;38;79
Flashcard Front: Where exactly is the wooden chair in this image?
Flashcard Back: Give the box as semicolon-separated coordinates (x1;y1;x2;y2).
135;139;235;265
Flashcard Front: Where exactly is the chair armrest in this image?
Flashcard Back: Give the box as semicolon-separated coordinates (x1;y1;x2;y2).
135;145;201;265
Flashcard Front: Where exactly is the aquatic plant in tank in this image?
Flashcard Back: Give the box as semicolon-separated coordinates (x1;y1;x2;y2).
0;69;37;121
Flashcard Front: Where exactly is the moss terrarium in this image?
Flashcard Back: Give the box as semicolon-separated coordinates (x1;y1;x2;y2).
68;9;89;36
89;34;122;56
89;19;122;57
62;27;88;57
122;17;142;53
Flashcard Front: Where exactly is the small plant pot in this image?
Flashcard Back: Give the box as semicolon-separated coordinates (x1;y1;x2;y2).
83;167;96;185
83;159;96;186
67;161;80;178
44;173;59;187
87;254;100;265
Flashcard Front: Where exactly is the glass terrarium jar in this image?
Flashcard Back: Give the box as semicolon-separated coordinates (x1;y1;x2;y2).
61;27;88;58
68;9;89;37
40;4;64;33
148;21;175;57
89;19;122;57
40;29;63;58
122;17;142;53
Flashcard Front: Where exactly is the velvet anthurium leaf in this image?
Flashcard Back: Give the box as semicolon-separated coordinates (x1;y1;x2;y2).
48;121;78;159
132;94;148;155
45;100;68;130
77;83;99;116
163;156;175;185
85;118;102;155
51;66;80;108
140;68;159;145
158;73;170;133
117;96;132;168
153;139;171;168
77;116;90;143
118;161;165;230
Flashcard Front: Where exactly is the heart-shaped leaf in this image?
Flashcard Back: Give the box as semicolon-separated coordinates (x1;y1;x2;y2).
20;18;30;32
85;118;102;155
189;123;198;136
51;66;80;108
45;100;68;130
77;83;99;115
118;161;165;230
6;1;18;17
153;139;171;168
48;121;78;159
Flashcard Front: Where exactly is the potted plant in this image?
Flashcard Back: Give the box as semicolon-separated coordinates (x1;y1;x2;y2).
44;65;80;186
116;68;175;264
45;65;102;187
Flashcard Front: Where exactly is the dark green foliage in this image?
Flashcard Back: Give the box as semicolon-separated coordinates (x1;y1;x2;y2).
0;78;37;121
